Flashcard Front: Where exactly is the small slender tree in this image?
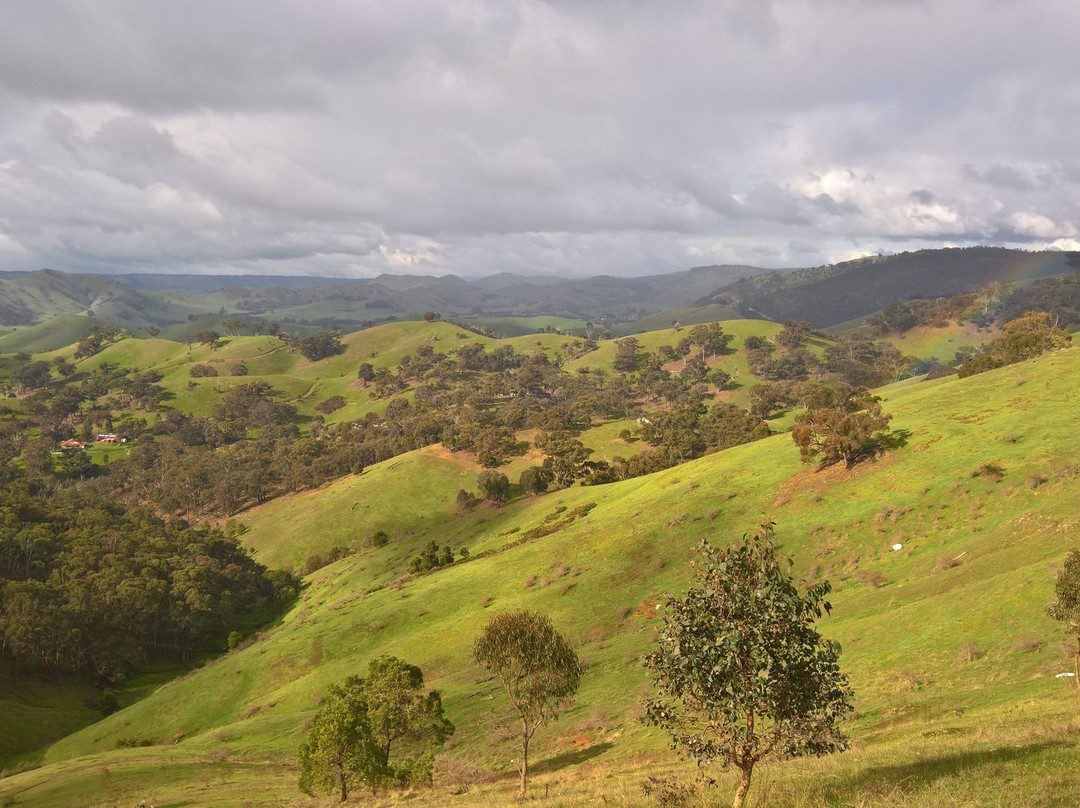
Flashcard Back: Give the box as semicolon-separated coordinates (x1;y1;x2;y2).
1047;548;1080;693
644;524;854;808
473;610;584;796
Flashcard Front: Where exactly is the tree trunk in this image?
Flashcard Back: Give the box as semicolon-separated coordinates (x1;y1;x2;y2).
519;721;531;797
1074;635;1080;694
732;761;754;808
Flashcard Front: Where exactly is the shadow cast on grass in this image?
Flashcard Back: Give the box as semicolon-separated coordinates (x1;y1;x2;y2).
532;741;614;775
834;739;1069;800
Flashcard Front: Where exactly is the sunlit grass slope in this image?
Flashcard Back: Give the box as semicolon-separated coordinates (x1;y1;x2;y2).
5;344;1079;807
612;302;744;335
0;315;100;354
867;322;993;365
467;315;587;337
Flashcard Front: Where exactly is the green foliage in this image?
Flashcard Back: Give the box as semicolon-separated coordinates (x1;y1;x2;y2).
613;336;641;372
456;488;479;512
364;655;454;782
191;329;221;348
477;470;510;506
315;395;347;415
1046;548;1080;690
297;676;385;802
959;311;1072;378
299;331;345;362
518;465;551;496
297;657;453;801
791;388;895;468
0;486;299;678
409;540;456;573
97;691;119;717
644;525;853;808
473;609;584;796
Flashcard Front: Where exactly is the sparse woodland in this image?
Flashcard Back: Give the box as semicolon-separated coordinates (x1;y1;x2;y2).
0;272;1078;806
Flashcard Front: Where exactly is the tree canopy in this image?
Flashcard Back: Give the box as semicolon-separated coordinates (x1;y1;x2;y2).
791;387;894;468
473;609;584;796
297;656;453;802
644;525;854;808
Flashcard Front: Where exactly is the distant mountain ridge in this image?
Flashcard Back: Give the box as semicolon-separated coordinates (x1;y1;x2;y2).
701;247;1075;327
0;264;772;331
0;249;1074;335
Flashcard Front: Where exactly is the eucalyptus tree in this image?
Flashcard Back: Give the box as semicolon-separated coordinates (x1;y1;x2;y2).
644;524;853;808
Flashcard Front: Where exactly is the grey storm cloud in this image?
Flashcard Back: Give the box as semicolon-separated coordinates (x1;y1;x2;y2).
0;0;1079;278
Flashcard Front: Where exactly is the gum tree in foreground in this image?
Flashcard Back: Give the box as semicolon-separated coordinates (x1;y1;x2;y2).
473;609;584;796
297;656;453;802
644;524;854;808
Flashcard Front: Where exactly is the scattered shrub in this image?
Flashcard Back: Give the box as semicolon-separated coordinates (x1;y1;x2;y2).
315;395;346;415
1026;473;1048;489
433;756;496;794
856;569;888;588
641;774;713;808
971;462;1006;482
937;555;962;570
1011;635;1042;654
189;363;217;378
958;642;984;663
98;691;119;716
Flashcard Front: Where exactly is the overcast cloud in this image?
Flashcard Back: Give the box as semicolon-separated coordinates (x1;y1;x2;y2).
0;0;1078;278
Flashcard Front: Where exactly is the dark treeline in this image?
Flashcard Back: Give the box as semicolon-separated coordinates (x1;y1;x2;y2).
0;475;298;679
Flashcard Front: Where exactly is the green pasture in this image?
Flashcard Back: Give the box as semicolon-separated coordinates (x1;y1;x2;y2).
5;344;1077;806
0;315;99;354
465;315;587;337
4;326;1080;808
612;302;744;336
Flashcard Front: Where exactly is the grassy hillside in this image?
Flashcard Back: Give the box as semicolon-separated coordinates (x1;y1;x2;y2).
0;315;105;354
4;342;1079;807
0;269;194;329
564;319;785;408
464;315;587;337
612;303;744;336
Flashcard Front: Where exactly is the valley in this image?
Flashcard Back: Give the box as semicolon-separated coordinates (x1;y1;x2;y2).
0;259;1078;807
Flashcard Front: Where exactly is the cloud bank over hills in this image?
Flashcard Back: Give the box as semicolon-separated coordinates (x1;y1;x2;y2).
0;0;1078;278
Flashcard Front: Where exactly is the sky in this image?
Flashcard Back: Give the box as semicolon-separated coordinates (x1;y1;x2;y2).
0;0;1078;279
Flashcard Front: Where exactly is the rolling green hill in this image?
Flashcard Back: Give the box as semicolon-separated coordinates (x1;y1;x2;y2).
4;340;1078;807
0;315;102;354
